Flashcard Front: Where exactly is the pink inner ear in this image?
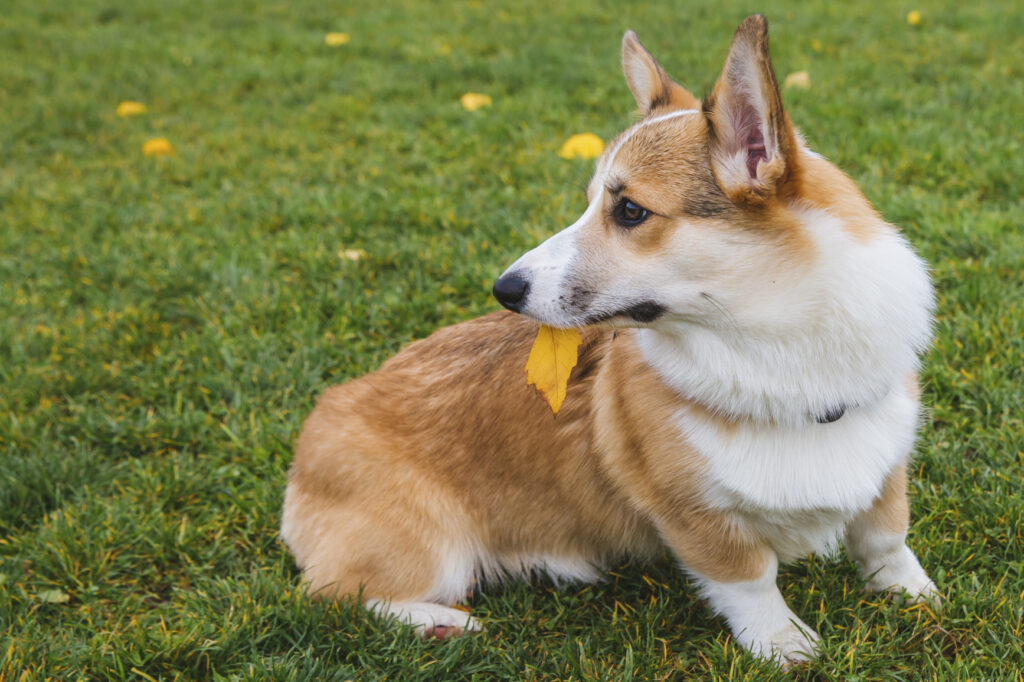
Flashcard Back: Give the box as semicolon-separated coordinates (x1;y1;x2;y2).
745;126;767;179
729;97;768;180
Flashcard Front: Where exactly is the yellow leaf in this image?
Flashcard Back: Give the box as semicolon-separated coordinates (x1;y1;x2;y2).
907;10;922;26
558;133;604;160
340;248;366;261
783;70;811;90
38;589;70;604
142;138;175;157
460;93;492;111
325;32;350;46
525;325;581;415
116;101;147;117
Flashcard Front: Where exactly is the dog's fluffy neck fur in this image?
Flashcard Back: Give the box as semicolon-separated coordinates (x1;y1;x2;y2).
636;204;935;427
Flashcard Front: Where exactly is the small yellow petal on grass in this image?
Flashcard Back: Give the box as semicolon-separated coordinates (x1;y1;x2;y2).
142;138;175;157
340;248;367;261
907;10;922;26
810;39;823;52
325;32;350;46
38;589;70;604
116;101;147;117
557;133;604;160
783;70;811;90
525;325;581;415
460;93;492;111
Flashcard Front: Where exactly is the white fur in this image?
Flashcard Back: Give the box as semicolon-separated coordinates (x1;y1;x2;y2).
428;537;481;606
678;384;920;513
693;555;819;664
367;599;481;634
636;206;934;426
487;554;604;585
372;544;603;637
428;536;606;606
845;526;938;603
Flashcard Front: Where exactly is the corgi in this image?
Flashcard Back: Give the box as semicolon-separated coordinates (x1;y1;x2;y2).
281;15;939;665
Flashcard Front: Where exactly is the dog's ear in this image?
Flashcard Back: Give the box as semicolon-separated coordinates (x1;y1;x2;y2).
622;31;700;113
704;15;796;204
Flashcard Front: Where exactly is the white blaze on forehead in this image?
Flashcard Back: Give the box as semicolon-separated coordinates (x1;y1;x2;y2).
605;109;701;168
595;109;701;196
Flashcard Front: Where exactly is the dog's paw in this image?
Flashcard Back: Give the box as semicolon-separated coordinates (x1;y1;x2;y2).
367;599;482;639
862;547;941;609
884;576;941;610
743;619;820;667
421;619;480;639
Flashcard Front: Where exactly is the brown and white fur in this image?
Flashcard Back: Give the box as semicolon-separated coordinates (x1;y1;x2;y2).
281;16;938;665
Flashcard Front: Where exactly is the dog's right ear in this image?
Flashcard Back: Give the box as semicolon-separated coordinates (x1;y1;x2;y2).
622;31;700;113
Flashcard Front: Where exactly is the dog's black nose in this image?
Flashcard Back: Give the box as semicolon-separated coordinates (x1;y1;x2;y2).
492;271;529;312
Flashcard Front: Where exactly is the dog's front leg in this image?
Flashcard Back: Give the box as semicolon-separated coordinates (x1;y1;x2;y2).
659;516;819;665
845;465;939;604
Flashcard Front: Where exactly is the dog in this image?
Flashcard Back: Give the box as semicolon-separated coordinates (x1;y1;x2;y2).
281;15;938;665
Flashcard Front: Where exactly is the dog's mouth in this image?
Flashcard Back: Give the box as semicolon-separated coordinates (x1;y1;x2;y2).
583;300;667;325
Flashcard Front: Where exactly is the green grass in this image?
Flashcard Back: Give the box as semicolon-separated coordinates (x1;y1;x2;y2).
1;0;1022;678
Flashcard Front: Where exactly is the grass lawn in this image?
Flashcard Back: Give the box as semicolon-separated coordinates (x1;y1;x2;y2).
2;0;1022;678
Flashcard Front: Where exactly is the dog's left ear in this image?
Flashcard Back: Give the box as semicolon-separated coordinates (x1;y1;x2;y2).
704;15;796;204
622;31;701;113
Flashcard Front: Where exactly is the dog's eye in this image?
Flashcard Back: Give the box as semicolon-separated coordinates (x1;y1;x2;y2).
615;199;649;227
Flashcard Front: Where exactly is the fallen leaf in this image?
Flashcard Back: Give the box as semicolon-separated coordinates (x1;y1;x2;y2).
525;325;581;415
142;138;175;157
783;70;811;90
116;101;147;117
325;32;350;46
558;133;604;160
38;589;70;604
460;93;492;111
340;248;366;261
907;10;922;26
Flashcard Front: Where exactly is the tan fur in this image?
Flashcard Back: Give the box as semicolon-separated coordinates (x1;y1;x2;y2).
593;333;772;582
575;111;815;273
283;312;777;600
788;150;884;241
856;465;911;536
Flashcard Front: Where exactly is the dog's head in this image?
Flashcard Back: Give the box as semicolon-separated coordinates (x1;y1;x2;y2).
494;15;813;331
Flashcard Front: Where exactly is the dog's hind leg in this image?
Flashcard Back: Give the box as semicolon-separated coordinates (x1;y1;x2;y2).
281;482;481;639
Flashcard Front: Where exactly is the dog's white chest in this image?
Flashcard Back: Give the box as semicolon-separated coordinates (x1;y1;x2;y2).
676;386;921;516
